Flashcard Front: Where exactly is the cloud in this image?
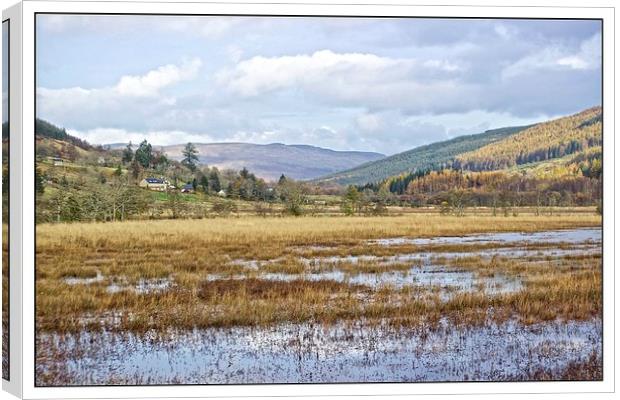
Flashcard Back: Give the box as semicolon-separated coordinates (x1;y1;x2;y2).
36;16;602;155
217;50;407;97
37;59;202;130
352;111;450;153
502;33;601;79
68;127;214;147
216;50;471;114
115;58;202;97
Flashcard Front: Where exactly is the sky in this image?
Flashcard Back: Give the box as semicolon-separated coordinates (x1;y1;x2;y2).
35;15;601;155
3;20;8;124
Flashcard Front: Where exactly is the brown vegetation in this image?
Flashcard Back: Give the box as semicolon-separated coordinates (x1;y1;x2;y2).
35;212;601;333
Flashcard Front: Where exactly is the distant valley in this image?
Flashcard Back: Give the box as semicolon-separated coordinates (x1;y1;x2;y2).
108;142;385;181
36;105;601;189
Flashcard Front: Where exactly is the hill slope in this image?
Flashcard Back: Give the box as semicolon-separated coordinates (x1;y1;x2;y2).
35;118;93;150
160;143;384;181
455;107;602;171
314;125;530;186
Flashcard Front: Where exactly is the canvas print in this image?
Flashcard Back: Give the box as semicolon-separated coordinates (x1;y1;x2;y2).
2;18;9;383
34;15;602;386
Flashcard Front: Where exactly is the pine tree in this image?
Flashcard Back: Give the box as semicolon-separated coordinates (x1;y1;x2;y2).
181;142;199;172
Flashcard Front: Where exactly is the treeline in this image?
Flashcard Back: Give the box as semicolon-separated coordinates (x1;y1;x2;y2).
35;169;315;222
455;107;602;171
395;169;601;208
35;176;151;223
340;185;392;216
35;119;93;150
358;167;436;195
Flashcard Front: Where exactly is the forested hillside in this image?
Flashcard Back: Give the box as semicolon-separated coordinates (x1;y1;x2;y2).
349;106;603;209
314;125;530;186
454;107;601;171
36;118;92;150
374;168;601;209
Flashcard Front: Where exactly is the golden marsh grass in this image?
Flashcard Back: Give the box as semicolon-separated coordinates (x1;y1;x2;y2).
35;212;602;333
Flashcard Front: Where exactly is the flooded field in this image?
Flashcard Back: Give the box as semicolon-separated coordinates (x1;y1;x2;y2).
35;217;603;386
37;318;601;385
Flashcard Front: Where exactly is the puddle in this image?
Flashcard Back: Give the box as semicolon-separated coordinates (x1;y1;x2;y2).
292;246;600;275
229;259;261;270
64;273;173;295
106;278;174;294
229;229;602;273
371;228;601;246
305;245;601;266
64;272;104;285
36;318;601;385
206;266;521;296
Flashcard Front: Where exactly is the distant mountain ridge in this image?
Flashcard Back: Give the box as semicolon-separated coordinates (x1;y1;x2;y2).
109;142;385;181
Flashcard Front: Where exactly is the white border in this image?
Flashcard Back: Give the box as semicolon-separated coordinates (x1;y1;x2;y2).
10;1;618;398
2;2;22;398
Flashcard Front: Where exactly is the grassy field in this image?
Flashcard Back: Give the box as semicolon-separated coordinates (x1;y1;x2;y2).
35;210;602;333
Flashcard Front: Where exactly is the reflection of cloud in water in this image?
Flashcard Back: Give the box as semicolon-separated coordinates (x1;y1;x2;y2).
370;228;602;246
36;318;601;384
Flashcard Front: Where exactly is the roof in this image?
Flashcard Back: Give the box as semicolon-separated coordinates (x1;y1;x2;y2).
145;178;165;184
182;183;194;189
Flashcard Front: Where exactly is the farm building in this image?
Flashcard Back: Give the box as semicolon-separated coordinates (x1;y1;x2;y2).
50;157;64;166
181;183;194;193
139;177;170;191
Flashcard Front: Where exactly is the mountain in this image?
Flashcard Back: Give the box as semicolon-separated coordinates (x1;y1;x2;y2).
38;119;384;181
454;107;602;171
158;143;385;181
313;125;531;186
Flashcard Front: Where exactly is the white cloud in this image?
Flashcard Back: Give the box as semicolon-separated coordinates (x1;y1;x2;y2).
68;127;214;147
493;23;518;40
37;59;203;131
115;58;202;97
217;50;406;97
216;50;467;97
502;33;601;79
557;56;588;69
216;50;471;114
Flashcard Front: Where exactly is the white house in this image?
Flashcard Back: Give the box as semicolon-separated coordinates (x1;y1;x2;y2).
139;177;169;191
